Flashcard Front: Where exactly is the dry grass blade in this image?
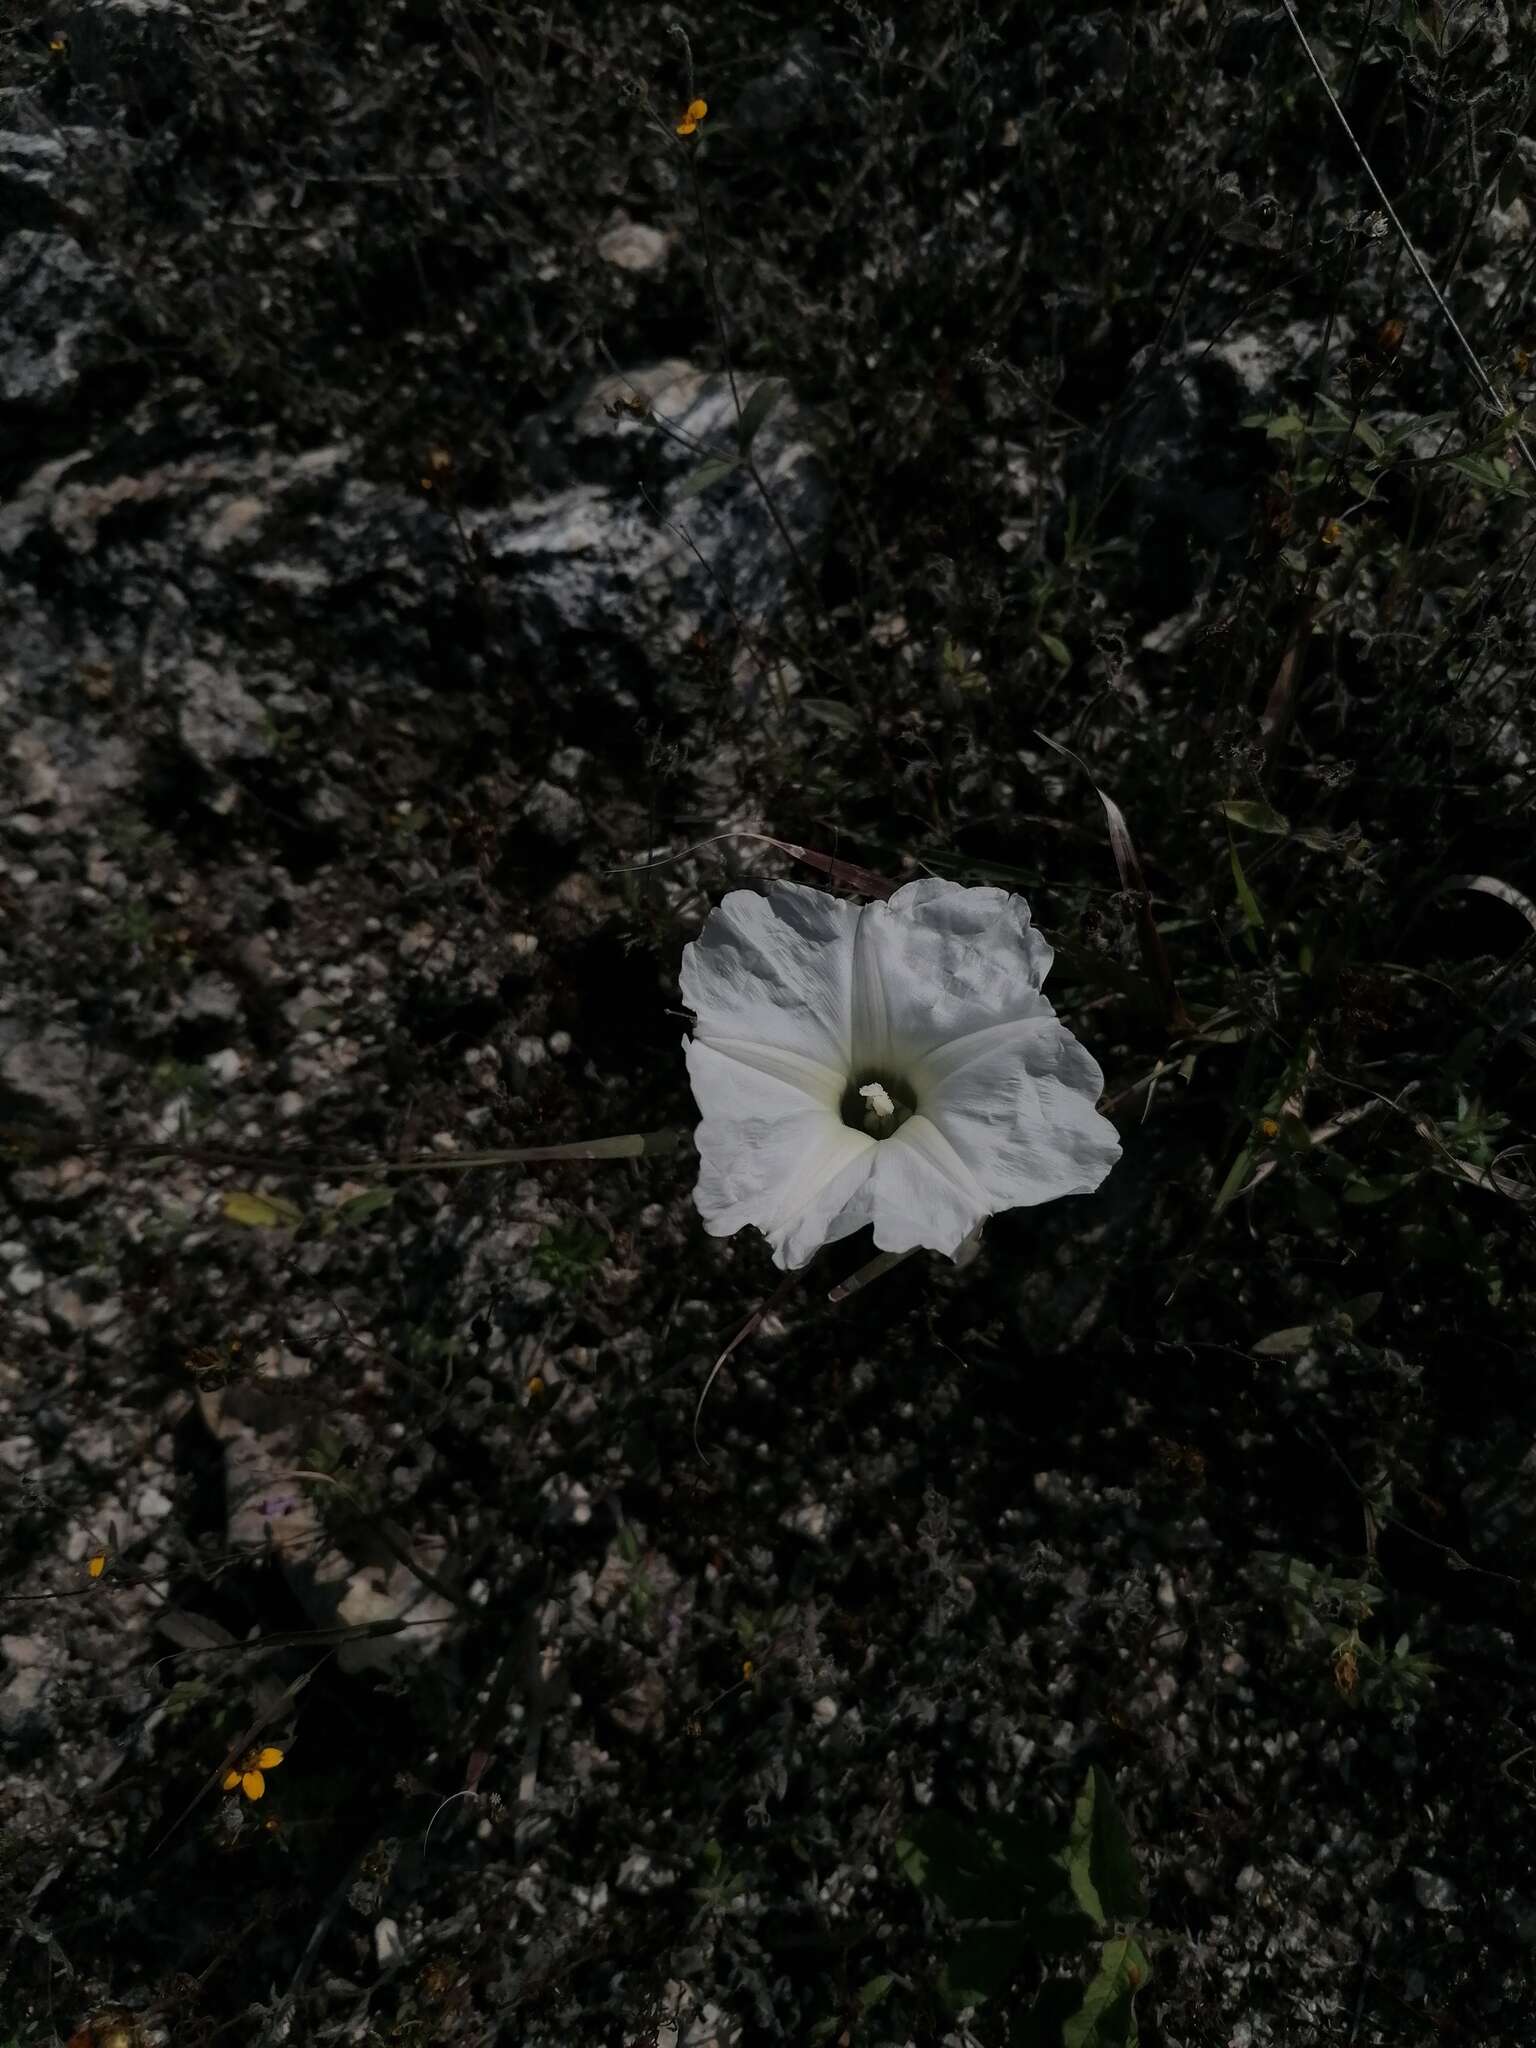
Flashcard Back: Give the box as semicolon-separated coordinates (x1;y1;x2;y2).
1240;1096;1386;1199
1036;731;1193;1035
1411;1120;1536;1207
827;1246;916;1303
1444;874;1536;936
362;1130;684;1172
609;831;899;898
693;1271;800;1463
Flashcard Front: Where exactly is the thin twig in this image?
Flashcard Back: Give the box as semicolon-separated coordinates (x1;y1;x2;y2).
693;1272;799;1464
1282;2;1533;476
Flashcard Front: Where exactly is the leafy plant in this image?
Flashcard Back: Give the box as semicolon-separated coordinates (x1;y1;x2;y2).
530;1220;609;1292
896;1766;1148;2041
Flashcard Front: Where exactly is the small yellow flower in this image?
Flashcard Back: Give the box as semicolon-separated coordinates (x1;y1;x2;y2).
675;97;708;137
1259;1118;1279;1140
223;1745;285;1801
87;1552;107;1579
1320;519;1343;547
50;36;68;53
741;1658;754;1681
526;1374;546;1399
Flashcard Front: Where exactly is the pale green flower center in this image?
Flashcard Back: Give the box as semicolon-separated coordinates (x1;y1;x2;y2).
842;1072;917;1138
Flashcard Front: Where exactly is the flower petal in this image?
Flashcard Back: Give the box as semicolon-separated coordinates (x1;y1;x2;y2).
682;885;860;1075
255;1746;284;1770
223;1769;242;1792
849;879;1057;1074
867;1114;994;1257
919;1015;1121;1212
687;1039;877;1268
242;1770;266;1800
685;1033;842;1108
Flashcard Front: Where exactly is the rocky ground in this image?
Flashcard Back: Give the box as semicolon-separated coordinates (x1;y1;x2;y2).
3;3;1536;2045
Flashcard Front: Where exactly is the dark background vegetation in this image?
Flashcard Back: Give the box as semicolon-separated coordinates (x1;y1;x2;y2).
2;1;1536;2043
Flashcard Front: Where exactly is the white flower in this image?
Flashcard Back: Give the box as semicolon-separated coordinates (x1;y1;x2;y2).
681;878;1122;1270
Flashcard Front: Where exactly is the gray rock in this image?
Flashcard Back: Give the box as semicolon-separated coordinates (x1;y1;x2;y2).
0;231;121;407
522;778;585;847
1411;1867;1460;1913
183;973;243;1024
6;719;139;828
596;219;671;275
0;353;823;787
495;359;828;669
176;658;274;771
0;1025;90;1124
0;85;135;234
1065;317;1331;608
0;1664;51;1739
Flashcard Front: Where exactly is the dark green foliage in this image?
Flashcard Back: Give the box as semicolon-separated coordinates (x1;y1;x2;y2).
899;1768;1148;2031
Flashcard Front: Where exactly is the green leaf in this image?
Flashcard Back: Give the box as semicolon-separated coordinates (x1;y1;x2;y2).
1341;1290;1384;1332
1351;416;1385;457
938;1925;1032;2010
1063;1938;1148;2048
1342;1171;1417;1205
859;1973;896;2011
897;1813;1000;1915
674;455;740;499
334;1187;396;1227
736;377;787;452
1258;410;1306;441
798;697;865;736
1061;1768;1146;1930
1215;799;1290;835
1012;1978;1089;2048
1445;451;1523;494
989;1810;1066;1874
1252;1323;1315;1356
899;1812;1045;1919
1230;844;1264;945
1213;1142;1255;1213
1040;631;1073;671
1289;1175;1339;1233
221;1190;304;1228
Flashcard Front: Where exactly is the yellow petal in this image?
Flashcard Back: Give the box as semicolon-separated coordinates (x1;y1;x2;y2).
255;1746;284;1770
675;117;698;136
222;1769;242;1791
688;98;708;120
87;1554;106;1578
242;1770;266;1800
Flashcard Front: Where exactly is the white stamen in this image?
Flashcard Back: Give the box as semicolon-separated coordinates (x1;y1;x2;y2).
859;1082;896;1123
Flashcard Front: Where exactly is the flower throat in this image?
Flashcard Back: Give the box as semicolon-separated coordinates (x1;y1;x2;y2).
841;1073;917;1138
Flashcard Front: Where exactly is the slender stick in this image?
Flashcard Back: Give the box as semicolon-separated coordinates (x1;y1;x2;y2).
1281;2;1533;475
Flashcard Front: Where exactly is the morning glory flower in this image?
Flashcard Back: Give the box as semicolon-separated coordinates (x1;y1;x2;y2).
681;878;1122;1270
